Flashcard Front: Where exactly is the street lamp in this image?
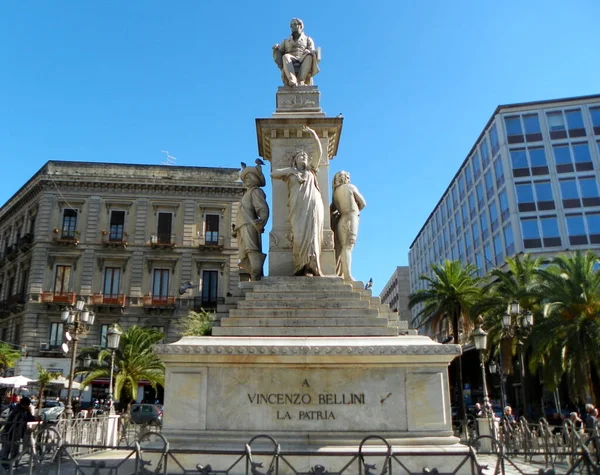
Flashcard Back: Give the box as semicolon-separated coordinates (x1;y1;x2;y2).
106;325;122;415
501;300;534;419
61;298;95;419
472;322;489;416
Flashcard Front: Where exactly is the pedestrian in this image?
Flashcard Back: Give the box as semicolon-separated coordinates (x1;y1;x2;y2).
0;396;34;462
569;412;584;432
502;406;516;425
584;404;597;430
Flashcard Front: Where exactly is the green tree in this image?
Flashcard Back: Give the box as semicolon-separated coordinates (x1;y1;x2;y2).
408;260;484;422
80;325;165;403
479;254;545;374
36;365;58;411
528;251;600;402
178;309;213;336
0;344;22;376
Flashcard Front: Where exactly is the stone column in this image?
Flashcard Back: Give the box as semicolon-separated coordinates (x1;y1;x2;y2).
256;86;343;276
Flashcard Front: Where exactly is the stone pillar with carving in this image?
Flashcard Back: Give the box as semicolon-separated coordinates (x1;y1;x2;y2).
256;86;343;276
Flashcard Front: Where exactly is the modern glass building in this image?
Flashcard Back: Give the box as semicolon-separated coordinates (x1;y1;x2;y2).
408;94;600;326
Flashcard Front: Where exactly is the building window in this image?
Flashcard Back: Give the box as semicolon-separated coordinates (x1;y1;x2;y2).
590;107;600;135
476;183;485;210
489;201;499;233
13;323;21;344
510;147;549;177
552;143;593;173
201;270;218;307
109;211;125;241
503;224;515;255
61;209;77;239
53;265;72;294
99;324;109;348
559;176;600;209
465;165;473;187
472;152;482;179
547;111;566;139
103;267;121;297
468;193;477;217
480;213;489;240
493;233;503;264
204;214;220;245
540;216;561;247
493;158;505;188
49;322;64;348
565;109;586;138
505;116;523;144
490;124;500;156
521;218;541;249
566;214;588;245
480;138;490;168
586;213;600;243
484;170;494;199
523;114;542;141
475;253;484;276
484;243;494;267
472;222;481;249
152;269;170;298
157;212;173;244
498;190;510;221
534;181;555;210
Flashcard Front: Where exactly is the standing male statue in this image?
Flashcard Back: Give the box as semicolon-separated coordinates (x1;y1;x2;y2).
330;171;366;282
233;160;270;281
272;18;320;87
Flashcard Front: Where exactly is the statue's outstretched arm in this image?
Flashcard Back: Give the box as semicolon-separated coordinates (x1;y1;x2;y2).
302;125;322;171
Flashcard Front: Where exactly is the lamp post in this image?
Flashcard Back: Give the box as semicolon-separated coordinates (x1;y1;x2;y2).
61;298;95;420
106;325;122;414
472;323;489;415
501;300;533;418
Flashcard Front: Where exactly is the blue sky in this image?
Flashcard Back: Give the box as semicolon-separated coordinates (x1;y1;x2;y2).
1;1;599;296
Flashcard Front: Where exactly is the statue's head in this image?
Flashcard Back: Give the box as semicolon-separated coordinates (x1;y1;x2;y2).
290;18;304;35
292;150;309;170
240;166;265;187
332;171;350;188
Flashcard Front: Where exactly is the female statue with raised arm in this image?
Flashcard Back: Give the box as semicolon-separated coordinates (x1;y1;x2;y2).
271;126;324;276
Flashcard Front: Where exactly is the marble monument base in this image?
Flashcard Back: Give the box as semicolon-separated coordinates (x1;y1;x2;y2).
156;336;462;448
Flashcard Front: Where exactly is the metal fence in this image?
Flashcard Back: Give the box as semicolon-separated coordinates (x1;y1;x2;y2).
0;418;598;474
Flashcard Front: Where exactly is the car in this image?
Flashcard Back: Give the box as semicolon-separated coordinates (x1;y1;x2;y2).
129;404;163;425
39;400;65;421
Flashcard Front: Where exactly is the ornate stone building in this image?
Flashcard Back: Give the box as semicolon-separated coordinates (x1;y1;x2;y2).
0;160;243;399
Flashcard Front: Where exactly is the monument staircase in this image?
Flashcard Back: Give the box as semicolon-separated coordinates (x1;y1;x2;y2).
213;277;408;337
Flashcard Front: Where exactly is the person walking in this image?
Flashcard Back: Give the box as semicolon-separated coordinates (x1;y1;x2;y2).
0;396;34;462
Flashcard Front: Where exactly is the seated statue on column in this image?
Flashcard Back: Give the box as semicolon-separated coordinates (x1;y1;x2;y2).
232;160;270;281
272;18;320;87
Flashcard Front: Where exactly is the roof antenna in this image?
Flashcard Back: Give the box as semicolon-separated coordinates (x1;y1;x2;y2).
160;150;177;166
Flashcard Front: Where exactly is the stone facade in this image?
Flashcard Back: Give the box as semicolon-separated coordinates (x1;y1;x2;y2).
0;160;243;380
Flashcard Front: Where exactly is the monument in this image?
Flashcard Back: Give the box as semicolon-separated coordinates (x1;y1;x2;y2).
154;18;466;472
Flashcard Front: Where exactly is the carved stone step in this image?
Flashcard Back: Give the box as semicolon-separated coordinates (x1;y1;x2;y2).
237;299;371;309
220;317;389;327
244;291;360;301
228;308;379;318
212;326;400;337
247;283;354;293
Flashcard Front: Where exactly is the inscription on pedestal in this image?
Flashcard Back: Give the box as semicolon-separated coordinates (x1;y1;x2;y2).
206;367;409;431
276;86;322;113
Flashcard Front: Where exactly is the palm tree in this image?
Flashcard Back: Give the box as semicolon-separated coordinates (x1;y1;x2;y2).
80;326;165;404
408;260;484;423
529;250;600;402
36;365;57;411
178;309;213;336
0;344;22;376
478;254;545;374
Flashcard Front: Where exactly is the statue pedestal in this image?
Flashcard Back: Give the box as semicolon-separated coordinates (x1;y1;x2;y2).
257;86;343;277
156;278;469;471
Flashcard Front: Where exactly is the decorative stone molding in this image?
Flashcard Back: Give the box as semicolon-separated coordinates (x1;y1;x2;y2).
154;343;461;356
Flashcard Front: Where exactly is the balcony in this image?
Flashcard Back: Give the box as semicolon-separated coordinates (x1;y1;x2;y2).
91;293;126;307
18;233;34;252
150;233;175;249
6;245;18;261
192;296;223;310
102;231;128;248
53;230;79;246
41;292;76;305
198;233;224;251
143;295;176;308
